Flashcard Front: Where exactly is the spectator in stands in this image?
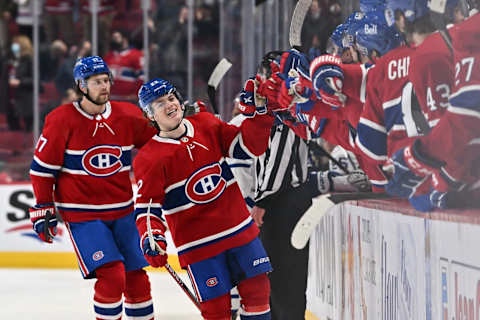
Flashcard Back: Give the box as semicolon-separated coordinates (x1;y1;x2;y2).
152;4;188;94
302;0;329;54
54;40;91;95
81;0;115;55
103;30;143;103
43;0;76;46
40;39;68;82
7;34;33;132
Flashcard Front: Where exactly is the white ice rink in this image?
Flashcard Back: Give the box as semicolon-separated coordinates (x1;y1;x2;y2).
0;268;200;319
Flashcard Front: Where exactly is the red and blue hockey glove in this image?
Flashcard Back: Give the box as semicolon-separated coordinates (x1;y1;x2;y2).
384;148;429;199
279;49;311;79
309;54;347;107
278;74;315;109
239;77;271;117
408;187;454;212
136;216;168;268
29;203;57;243
256;72;287;112
386;140;463;203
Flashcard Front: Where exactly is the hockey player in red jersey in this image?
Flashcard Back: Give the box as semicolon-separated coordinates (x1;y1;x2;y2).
134;78;274;320
104;30;144;103
29;56;157;319
385;1;480;211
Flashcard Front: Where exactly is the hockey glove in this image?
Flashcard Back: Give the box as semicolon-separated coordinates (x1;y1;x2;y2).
184;100;208;116
136;216;168;268
384;147;429;199
29;203;57;243
409;187;453;212
239;78;268;117
279;49;311;80
309;54;347;107
278;74;315;109
257;72;288;112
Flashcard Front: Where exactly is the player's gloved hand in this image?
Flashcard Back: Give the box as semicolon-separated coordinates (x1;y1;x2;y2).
309;54;347;107
333;170;372;192
278;74;315;108
136;216;168;268
257;72;287;112
184;100;208;116
384;147;429;199
29;203;57;243
279;49;311;79
239;78;268;117
409;187;453;212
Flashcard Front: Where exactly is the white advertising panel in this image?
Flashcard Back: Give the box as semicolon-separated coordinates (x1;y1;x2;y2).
306;201;339;320
429;220;480;320
340;204;381;320
0;184;176;254
378;211;426;320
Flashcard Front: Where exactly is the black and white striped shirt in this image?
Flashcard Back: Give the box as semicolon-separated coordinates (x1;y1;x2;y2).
255;123;309;202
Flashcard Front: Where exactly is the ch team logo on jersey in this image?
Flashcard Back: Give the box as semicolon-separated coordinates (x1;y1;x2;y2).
185;163;227;204
82;145;123;177
206;277;218;287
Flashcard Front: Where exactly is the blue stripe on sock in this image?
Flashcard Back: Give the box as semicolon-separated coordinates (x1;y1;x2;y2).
94;304;123;316
124;304;154;317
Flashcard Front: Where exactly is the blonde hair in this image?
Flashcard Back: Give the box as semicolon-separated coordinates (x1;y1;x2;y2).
12;35;33;57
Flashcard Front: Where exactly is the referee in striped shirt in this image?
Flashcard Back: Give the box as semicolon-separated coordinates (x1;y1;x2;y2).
251;120;312;320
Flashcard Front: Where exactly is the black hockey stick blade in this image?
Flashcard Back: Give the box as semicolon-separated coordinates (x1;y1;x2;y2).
428;0;454;53
207;58;232;115
327;191;392;204
44;209;52;242
207;85;218;115
291;192;392;249
308;141;350;174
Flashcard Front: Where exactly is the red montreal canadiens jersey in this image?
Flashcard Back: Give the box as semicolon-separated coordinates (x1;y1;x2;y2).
409;31;454;125
419;13;480;183
356;45;417;164
104;49;144;101
30;101;156;222
133;112;274;267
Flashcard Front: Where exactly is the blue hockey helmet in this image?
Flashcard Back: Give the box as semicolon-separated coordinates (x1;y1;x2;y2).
138;78;182;116
327;23;346;53
342;11;366;48
360;0;386;13
73;56;112;88
386;0;430;22
355;20;402;57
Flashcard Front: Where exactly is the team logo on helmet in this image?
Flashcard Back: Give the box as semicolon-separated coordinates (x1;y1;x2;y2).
81;145;124;177
185;163;226;204
206;277;218;287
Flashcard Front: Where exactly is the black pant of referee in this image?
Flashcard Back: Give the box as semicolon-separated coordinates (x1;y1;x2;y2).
257;184;312;320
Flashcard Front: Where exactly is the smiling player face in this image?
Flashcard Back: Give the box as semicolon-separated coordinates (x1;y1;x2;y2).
150;93;184;132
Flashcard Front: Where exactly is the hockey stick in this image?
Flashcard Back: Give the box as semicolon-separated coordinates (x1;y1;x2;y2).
289;0;312;50
428;0;454;54
288;0;352;175
308;141;350;174
146;199;201;311
207;58;232;115
44;209;52;242
290;192;392;249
